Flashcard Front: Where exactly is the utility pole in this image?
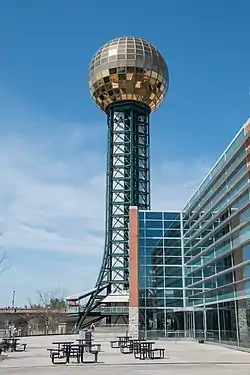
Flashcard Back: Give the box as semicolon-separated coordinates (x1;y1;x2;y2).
11;289;16;309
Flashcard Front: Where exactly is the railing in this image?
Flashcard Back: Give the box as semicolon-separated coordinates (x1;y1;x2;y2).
66;306;129;314
0;308;65;314
99;324;129;328
95;307;128;313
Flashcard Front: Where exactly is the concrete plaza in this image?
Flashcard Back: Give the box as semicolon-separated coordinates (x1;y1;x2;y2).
1;332;250;375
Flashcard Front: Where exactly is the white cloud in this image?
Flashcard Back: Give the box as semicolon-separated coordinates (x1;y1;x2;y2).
0;126;211;255
0;90;213;256
151;159;211;211
0;121;107;254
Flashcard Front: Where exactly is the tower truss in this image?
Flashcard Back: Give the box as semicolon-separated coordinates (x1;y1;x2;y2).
76;101;151;328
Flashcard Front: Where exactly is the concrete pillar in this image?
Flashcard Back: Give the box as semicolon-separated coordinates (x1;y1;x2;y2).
129;307;139;338
238;308;249;345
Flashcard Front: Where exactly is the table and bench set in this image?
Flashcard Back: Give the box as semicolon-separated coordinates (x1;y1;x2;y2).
47;338;101;365
110;335;165;360
0;337;27;354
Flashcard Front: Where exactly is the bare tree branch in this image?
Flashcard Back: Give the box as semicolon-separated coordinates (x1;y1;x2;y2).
0;232;11;275
0;252;11;275
26;290;66;334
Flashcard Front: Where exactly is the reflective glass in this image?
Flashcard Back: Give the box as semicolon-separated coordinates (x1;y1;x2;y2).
145;229;163;237
145;220;164;229
164;220;181;229
243;244;250;261
163;229;181;237
139;211;145;220
164;212;180;220
145;212;162;220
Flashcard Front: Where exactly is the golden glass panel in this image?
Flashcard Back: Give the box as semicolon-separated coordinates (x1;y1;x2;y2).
106;83;112;90
149;77;157;85
109;48;118;56
101;57;108;63
109;56;116;62
158;75;163;83
97;79;103;87
110;74;118;82
102;69;109;77
117;67;126;73
95;72;102;81
118;73;126;80
126;73;134;80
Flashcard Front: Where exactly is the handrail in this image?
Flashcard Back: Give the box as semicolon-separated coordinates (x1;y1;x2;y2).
0;308;65;313
66;306;129;314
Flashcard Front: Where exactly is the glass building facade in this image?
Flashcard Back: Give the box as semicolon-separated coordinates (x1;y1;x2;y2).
182;119;250;347
138;211;184;336
132;118;250;346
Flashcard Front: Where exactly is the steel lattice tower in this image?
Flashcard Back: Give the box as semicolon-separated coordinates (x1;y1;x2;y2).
98;101;150;291
75;37;168;329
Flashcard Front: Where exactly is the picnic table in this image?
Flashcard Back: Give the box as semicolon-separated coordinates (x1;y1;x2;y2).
117;335;131;342
48;340;101;364
134;341;165;360
110;335;132;348
49;341;74;364
112;334;165;360
52;341;74;350
4;338;20;351
119;337;146;353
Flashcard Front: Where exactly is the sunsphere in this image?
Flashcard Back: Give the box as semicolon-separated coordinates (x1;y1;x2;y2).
75;37;169;330
88;36;169;112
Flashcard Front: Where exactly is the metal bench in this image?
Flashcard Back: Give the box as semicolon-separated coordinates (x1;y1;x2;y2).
82;350;99;363
120;344;133;354
69;345;82;363
15;343;27;352
110;340;120;348
47;348;68;364
90;343;101;353
148;348;165;359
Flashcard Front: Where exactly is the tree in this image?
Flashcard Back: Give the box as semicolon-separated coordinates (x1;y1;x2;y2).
26;291;66;334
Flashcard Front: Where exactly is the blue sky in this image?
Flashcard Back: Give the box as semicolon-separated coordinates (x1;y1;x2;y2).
0;0;249;306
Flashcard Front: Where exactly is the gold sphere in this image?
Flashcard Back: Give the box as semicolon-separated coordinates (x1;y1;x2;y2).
88;37;169;112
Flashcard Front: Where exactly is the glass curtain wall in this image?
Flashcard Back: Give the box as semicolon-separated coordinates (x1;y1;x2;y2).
135;119;250;346
183;122;250;347
138;211;184;338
